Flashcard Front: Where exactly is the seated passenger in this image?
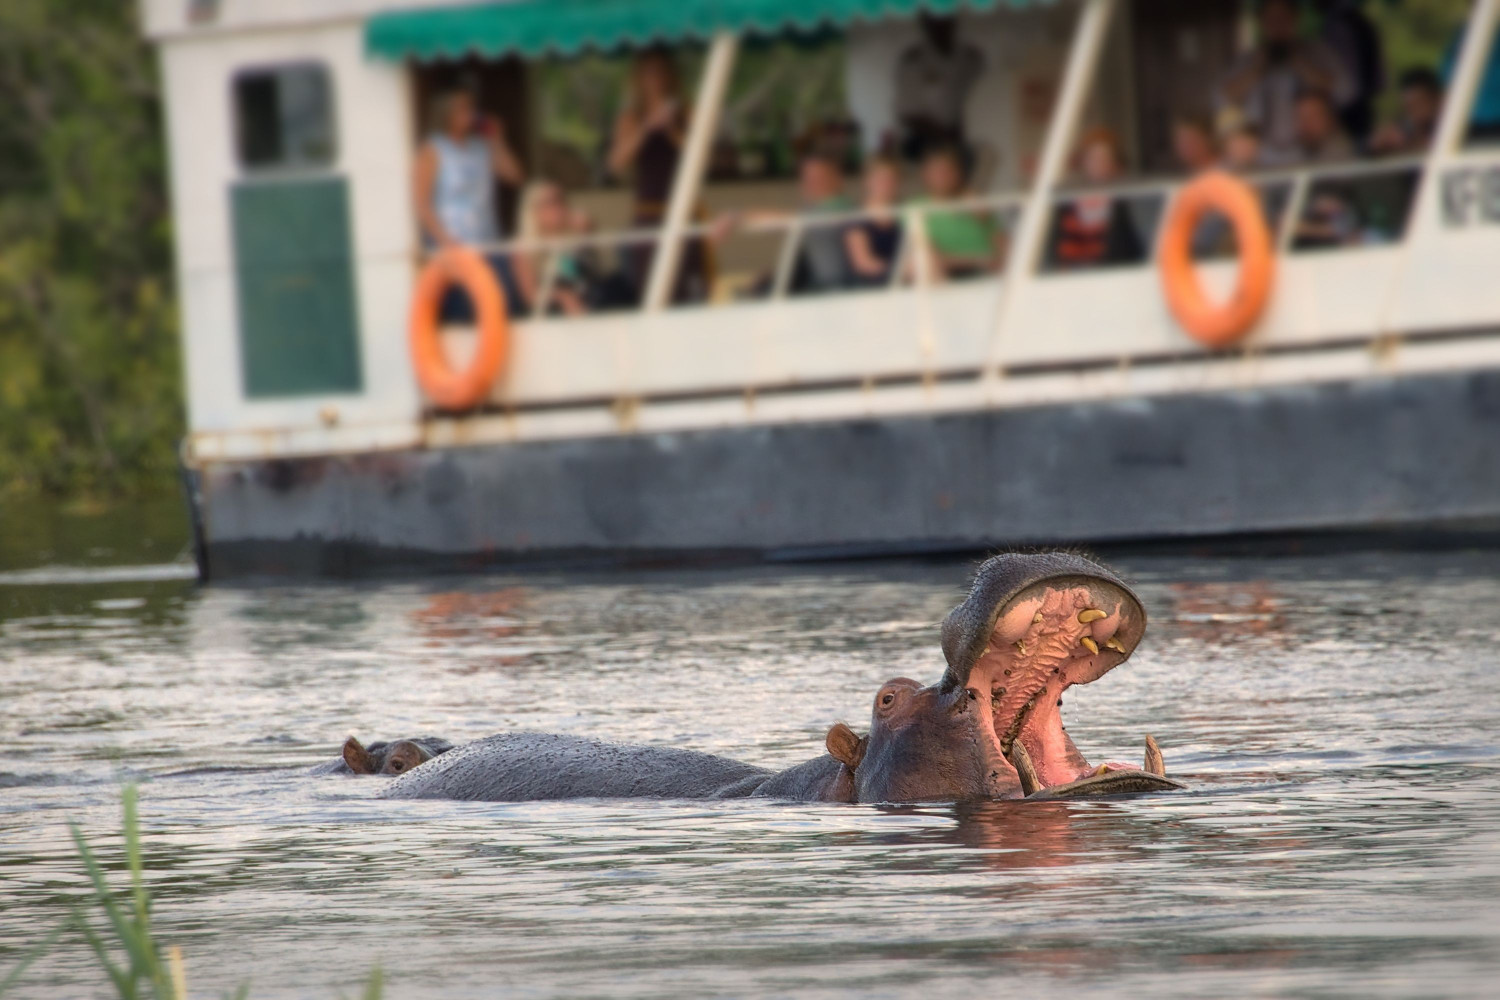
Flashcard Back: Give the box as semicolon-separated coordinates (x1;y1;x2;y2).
1223;121;1268;172
1291;89;1355;163
712;150;855;295
514;181;636;315
843;156;905;288
514;181;591;317
1172;112;1220;174
413;88;527;319
1046;129;1144;270
914;144;1005;280
1369;67;1443;155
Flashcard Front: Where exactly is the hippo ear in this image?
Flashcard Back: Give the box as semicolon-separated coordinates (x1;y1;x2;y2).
825;723;867;772
342;736;378;775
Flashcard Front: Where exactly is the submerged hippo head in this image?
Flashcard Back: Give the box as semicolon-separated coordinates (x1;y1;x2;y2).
341;736;454;776
823;552;1179;802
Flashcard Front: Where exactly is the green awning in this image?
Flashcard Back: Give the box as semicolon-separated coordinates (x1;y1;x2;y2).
367;0;1056;61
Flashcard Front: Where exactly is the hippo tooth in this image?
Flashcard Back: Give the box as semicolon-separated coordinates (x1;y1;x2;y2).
1092;764;1111;777
1033;612;1044;624
1080;637;1100;655
1009;741;1043;796
1077;608;1108;624
1104;637;1126;653
1014;639;1028;656
1145;734;1165;776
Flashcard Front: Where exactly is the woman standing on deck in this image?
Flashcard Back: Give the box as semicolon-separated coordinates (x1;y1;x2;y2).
608;48;707;302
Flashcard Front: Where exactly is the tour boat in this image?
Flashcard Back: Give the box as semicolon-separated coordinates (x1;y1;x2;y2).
141;0;1500;578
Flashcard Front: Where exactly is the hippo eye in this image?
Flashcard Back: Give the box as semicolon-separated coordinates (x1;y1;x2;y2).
881;693;895;707
389;760;405;772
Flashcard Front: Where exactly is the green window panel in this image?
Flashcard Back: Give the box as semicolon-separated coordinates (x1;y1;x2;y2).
231;177;363;398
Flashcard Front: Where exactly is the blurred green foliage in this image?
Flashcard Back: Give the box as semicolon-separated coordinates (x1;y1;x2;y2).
0;0;182;499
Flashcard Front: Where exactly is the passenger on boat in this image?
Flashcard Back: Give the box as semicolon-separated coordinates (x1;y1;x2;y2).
1217;0;1354;165
608;47;709;303
1172;112;1221;175
711;149;855;295
413;88;527;319
1369;67;1443;154
514;180;592;317
842;155;905;289
1222;119;1268;172
1291;88;1355;163
913;143;1005;281
1316;0;1386;145
894;14;985;168
1045;129;1145;271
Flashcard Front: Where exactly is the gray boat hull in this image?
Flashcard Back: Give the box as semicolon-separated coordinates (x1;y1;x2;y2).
184;367;1500;579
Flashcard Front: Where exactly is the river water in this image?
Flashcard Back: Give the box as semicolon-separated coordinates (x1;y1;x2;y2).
2;533;1499;998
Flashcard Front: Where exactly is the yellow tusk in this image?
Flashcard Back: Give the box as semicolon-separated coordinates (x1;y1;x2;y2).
1009;741;1043;796
1077;609;1107;623
1104;637;1126;653
1080;637;1099;655
1092;764;1111;777
1144;734;1165;776
1033;612;1044;624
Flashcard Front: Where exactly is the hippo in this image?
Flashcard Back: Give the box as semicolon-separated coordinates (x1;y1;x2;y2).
382;552;1185;803
310;736;455;776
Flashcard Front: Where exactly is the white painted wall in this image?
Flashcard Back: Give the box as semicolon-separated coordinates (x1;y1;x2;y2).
159;19;421;438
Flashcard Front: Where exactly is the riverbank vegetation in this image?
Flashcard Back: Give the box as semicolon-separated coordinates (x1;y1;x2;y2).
0;1;182;499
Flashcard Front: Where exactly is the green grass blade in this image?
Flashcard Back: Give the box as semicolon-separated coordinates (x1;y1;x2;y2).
0;922;66;997
72;909;134;1000
69;822;141;966
362;967;384;1000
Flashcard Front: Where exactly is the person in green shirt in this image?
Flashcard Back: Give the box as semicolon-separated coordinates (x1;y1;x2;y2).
913;144;1007;280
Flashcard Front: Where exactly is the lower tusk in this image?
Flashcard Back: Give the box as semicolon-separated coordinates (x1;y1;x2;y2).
1080;637;1099;655
1092;764;1110;777
1104;637;1126;653
1144;734;1165;776
1077;609;1107;624
1009;741;1043;796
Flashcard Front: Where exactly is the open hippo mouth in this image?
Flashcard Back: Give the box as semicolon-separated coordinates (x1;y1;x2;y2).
939;553;1183;799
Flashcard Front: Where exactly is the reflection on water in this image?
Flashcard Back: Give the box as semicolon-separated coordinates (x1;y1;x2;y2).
2;551;1500;998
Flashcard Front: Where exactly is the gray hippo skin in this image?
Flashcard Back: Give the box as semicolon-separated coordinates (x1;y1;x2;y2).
310;736;455;776
383;552;1185;804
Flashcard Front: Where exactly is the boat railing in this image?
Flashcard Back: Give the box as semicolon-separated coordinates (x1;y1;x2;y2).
432;153;1427;323
436;190;1028;313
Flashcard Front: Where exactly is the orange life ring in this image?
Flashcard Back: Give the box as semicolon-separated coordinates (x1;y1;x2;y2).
409;246;509;410
1158;170;1274;348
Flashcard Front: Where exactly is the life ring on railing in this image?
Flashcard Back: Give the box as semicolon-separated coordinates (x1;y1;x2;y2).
409;246;509;410
1158;170;1274;348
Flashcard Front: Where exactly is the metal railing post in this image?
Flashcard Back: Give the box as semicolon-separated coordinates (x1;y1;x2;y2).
980;0;1116;395
643;31;738;312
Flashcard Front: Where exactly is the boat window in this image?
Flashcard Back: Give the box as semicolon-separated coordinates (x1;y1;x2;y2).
233;63;336;171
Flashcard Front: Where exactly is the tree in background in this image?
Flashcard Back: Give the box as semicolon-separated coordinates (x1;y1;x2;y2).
0;0;181;498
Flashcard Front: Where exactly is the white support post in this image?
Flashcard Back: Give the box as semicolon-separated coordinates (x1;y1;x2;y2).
1431;0;1499;157
980;0;1116;395
643;31;739;312
1376;0;1498;328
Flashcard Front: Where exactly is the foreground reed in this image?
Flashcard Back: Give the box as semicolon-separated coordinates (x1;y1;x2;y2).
0;785;383;999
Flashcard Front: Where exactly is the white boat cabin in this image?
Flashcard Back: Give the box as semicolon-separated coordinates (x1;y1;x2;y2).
140;0;1500;464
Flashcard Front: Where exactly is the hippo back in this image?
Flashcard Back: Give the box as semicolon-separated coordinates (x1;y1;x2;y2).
380;732;774;801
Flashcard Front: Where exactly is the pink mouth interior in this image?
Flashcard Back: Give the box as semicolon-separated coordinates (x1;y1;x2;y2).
964;583;1144;790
